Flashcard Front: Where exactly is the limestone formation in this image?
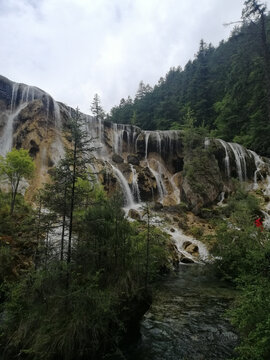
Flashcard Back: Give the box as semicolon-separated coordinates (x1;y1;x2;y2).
0;74;269;213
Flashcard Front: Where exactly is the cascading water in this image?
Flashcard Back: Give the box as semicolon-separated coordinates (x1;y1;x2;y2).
248;150;265;189
144;132;167;203
155;131;162;154
217;191;225;206
261;210;270;229
171;173;181;204
144;131;150;160
217;139;231;177
0;103;28;156
204;137;210;147
228;142;247;181
130;164;141;203
110;163;134;207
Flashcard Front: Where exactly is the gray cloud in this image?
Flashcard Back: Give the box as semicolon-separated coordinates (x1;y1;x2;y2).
0;0;267;113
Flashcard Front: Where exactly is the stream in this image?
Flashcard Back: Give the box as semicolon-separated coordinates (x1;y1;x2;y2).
126;265;238;360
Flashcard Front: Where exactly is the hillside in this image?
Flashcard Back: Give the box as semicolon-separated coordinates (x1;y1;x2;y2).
109;13;270;157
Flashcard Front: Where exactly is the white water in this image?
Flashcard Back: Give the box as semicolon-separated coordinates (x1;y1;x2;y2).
171;173;181;204
168;227;209;263
110;163;134;207
204;137;210;147
228;142;247;181
143;132;167;203
217;191;225;206
113;123;123;154
130;164;141;203
248;150;265;189
261;210;270;229
155;131;162;154
217;139;230;177
144;131;151;159
147;214;209;263
0;103;28;156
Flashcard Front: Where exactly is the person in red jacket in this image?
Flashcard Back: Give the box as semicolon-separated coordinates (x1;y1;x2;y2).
254;216;263;230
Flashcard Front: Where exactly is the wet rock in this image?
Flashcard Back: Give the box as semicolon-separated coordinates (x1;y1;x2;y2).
180;256;195;264
185;244;199;257
183;241;192;248
127;154;140;166
163;195;178;207
29;139;39;157
112;153;124;164
128;208;141;221
153;202;163;211
137;167;157;201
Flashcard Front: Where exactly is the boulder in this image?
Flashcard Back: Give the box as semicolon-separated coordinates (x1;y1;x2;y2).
185;243;199;257
112;153;124;164
183;241;192;249
180;256;195;264
127;154;140;166
128;209;141;221
137;167;157;201
152;202;163;211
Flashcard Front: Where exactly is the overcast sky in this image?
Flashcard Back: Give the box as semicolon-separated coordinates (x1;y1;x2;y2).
1;0;269;114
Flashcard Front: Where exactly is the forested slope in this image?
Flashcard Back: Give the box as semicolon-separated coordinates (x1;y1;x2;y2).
109;10;270;157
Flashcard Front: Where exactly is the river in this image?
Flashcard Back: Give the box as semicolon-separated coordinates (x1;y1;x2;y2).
126;264;238;360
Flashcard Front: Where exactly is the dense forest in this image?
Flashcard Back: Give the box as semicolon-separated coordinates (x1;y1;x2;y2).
108;3;270;157
0;112;173;359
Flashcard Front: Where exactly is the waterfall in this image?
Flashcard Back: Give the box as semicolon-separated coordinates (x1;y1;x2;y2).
130;164;141;203
261;210;270;229
0;103;28;156
10;83;19;112
113;124;123;154
144;131;150;159
217;139;230;177
228;142;247;181
155;131;162;154
248;150;265;189
110;164;134;207
171;173;181;204
50;100;65;162
217;191;225;206
204;137;210;148
149;159;167;203
263;175;270;196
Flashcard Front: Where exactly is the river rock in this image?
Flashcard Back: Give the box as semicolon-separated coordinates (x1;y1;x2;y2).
127;154;140;166
128;209;141;221
112;153;124;164
152;202;163;211
183;241;192;249
180;256;195;264
185;243;199;257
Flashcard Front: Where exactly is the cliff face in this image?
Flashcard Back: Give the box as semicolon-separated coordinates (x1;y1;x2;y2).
0;75;269;213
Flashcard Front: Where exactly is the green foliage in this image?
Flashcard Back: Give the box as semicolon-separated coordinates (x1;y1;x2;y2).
189;226;203;239
1;266;119;360
0;148;35;214
213;188;270;359
182;127;222;199
229;276;270;360
0;185;171;359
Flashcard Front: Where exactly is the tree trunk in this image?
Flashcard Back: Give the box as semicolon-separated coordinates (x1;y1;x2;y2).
60;184;67;261
145;204;150;289
10;178;20;215
67;142;77;264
